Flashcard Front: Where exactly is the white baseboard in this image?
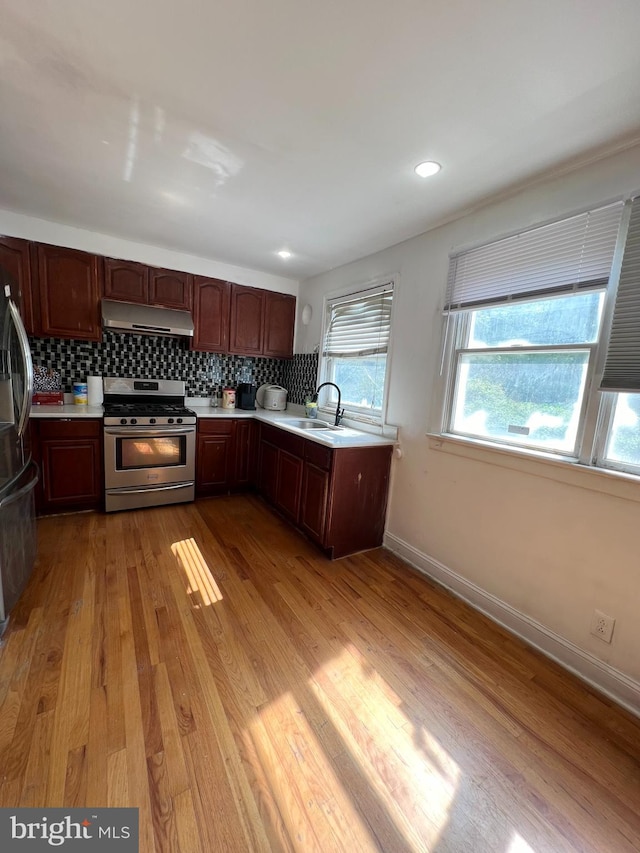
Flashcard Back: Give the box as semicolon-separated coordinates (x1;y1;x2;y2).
383;531;640;718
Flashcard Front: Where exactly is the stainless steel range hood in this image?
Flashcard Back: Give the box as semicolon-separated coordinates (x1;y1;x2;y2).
102;299;194;337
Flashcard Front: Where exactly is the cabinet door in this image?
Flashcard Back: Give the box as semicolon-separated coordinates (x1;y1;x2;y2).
103;258;149;304
149;268;193;310
196;428;233;496
233;419;256;490
258;440;279;503
275;450;303;523
263;292;296;358
192;277;230;352
229;285;265;355
300;462;330;544
36;244;102;341
37;420;103;513
0;236;35;333
325;446;392;558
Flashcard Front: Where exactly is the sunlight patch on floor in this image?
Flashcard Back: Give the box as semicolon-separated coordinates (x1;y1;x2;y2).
171;538;223;607
309;647;461;851
507;832;538;853
248;690;379;849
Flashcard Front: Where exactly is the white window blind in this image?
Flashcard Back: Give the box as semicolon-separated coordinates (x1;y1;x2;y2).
323;284;393;357
601;197;640;392
444;201;623;312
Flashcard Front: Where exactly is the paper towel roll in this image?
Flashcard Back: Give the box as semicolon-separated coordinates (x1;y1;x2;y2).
87;376;104;407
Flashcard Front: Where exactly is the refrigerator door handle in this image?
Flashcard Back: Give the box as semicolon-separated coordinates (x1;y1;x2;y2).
0;461;39;511
8;299;33;438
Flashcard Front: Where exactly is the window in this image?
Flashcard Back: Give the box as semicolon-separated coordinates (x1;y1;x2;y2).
449;292;603;454
440;198;640;475
319;282;394;423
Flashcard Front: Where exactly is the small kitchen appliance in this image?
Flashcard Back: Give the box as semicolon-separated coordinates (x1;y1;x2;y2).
257;384;287;411
103;377;196;513
236;383;256;410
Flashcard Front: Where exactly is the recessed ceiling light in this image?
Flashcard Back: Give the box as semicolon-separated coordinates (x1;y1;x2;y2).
278;250;292;259
414;161;441;178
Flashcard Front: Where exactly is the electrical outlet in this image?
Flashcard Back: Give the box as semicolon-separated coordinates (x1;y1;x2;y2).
590;609;615;643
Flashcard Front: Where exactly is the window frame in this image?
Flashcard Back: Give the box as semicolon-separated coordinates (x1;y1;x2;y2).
436;197;640;477
443;296;604;459
317;277;396;427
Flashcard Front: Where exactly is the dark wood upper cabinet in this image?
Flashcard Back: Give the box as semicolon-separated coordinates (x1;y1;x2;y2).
263;292;296;358
36;244;102;341
192;277;230;352
149;268;193;311
103;258;149;304
0;236;35;334
229;285;265;356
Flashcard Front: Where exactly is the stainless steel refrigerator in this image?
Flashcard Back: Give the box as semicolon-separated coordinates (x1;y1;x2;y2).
0;265;37;635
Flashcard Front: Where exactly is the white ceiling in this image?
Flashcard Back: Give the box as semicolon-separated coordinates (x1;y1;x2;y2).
2;1;640;281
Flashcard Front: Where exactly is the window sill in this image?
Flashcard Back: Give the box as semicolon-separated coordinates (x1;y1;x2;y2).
427;432;640;504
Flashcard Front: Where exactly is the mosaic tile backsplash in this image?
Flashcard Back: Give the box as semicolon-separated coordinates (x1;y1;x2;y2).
29;332;289;398
282;353;319;405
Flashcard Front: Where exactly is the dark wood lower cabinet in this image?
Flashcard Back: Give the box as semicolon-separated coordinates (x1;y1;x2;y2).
300;462;330;544
275;450;304;523
257;439;278;504
32;419;103;514
257;423;393;558
324;445;393;558
196;419;257;497
28;416;390;558
232;419;257;491
196;421;234;496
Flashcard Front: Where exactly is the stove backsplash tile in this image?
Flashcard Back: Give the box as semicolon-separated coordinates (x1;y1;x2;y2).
29;332;287;397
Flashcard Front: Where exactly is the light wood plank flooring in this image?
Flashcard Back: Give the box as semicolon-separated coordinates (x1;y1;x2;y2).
1;495;639;852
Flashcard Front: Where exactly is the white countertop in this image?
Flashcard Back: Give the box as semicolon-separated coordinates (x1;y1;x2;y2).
191;405;396;448
30;404;105;418
29;402;396;449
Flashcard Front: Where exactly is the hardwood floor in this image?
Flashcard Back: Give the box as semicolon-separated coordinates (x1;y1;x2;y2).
1;495;639;852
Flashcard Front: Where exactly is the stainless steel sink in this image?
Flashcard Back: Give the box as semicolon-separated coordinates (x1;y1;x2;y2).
277;418;339;431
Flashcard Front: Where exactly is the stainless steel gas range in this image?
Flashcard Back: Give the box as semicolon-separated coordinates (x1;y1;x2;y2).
103;377;196;512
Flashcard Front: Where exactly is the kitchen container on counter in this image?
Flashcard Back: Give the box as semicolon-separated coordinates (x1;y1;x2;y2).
73;382;88;405
222;388;236;409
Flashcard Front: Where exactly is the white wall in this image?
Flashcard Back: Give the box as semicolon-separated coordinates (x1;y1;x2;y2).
297;143;640;712
0;208;299;296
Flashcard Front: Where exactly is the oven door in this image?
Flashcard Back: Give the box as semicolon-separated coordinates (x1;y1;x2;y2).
104;425;196;491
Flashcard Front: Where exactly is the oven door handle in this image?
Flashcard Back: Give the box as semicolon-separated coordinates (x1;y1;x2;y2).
104;427;195;437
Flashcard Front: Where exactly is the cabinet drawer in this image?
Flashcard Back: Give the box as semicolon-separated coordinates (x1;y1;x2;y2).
37;419;102;440
198;419;234;436
304;441;332;470
260;424;305;458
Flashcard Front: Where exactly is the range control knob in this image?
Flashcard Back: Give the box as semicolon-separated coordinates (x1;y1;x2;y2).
168;418;174;424
149;418;156;424
177;417;183;424
120;418;127;425
131;418;137;425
